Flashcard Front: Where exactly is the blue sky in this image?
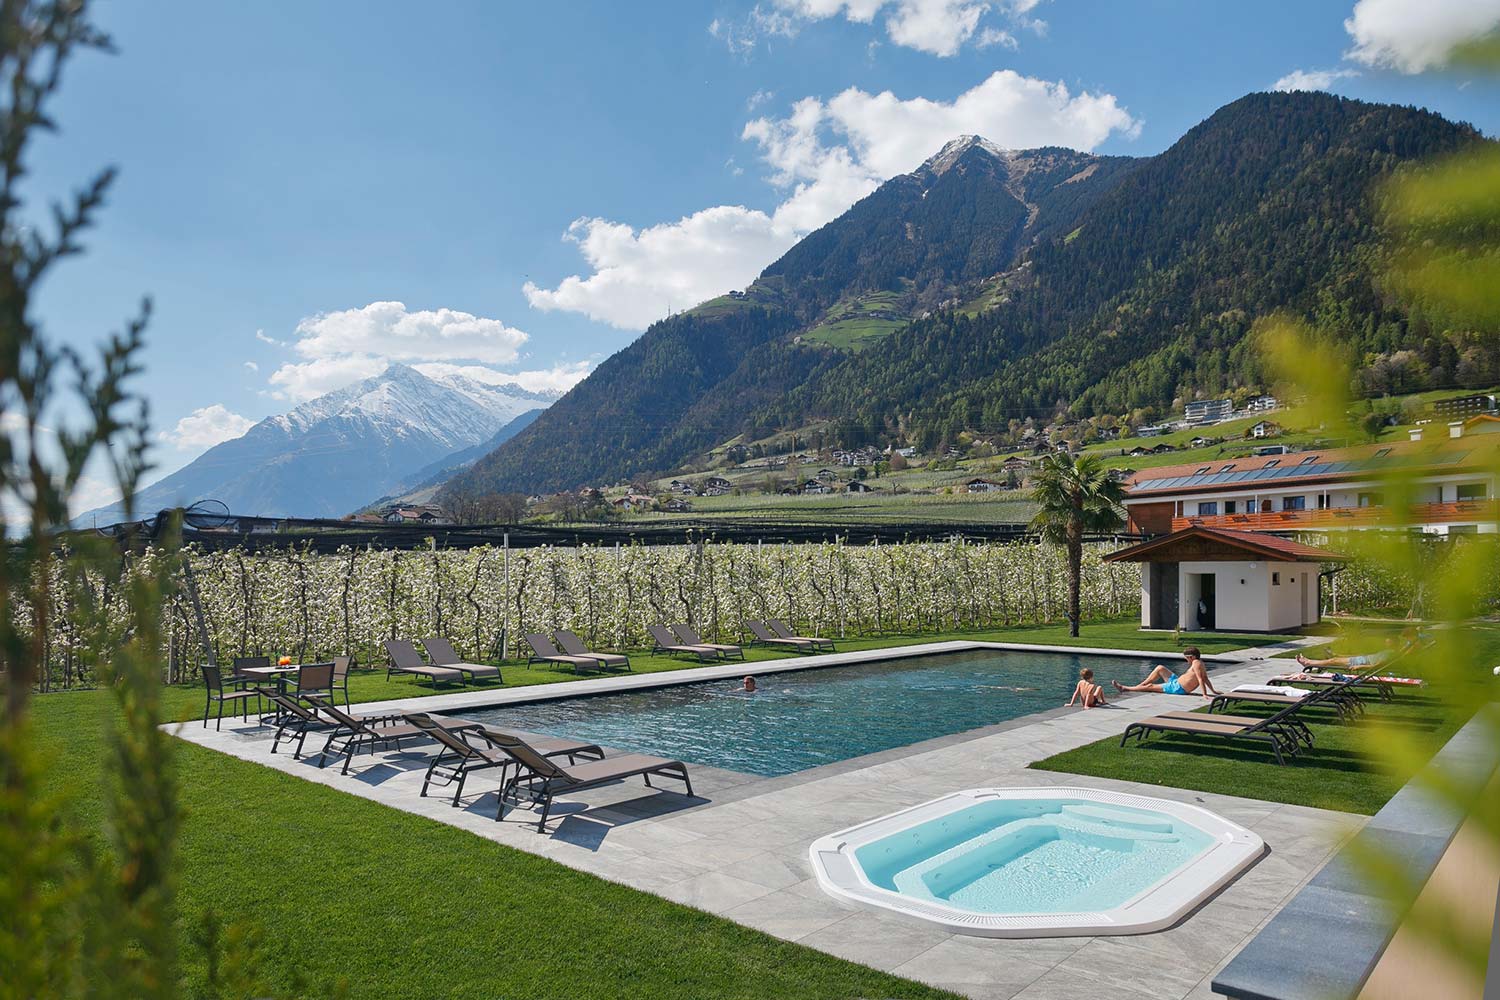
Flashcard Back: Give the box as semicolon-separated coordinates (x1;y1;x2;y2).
29;0;1500;505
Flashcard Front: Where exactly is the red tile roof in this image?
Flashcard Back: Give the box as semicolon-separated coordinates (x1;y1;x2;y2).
1103;525;1348;563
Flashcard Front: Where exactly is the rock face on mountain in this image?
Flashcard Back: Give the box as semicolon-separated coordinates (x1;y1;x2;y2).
82;365;559;523
432;92;1482;500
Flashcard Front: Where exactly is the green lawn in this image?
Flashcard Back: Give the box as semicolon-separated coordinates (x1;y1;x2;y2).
1031;626;1499;815
37;618;1271;998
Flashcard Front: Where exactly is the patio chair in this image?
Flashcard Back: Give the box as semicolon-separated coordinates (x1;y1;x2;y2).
404;713;605;808
485;730;693;830
229;655;270;686
293;661;336;703
744;620;816;652
767;618;834;651
202;664;262;730
1119;700;1309;765
419;637;502;683
647;625;719;661
553;630;631;671
329;655;354;709
383;639;465;688
670;624;744;661
523;633;601;672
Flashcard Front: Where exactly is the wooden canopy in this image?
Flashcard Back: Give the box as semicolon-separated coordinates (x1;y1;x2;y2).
1104;525;1348;564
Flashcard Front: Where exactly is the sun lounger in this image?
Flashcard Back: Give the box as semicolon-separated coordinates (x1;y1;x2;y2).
419;638;502;682
383;639;465;688
745;620;815;651
524;633;602;672
1266;669;1421;702
303;695;478;772
647;625;719;661
767;618;834;651
484;730;693;830
1212;676;1364;720
671;624;744;660
553;630;631;671
404;713;605;808
1120;700;1309;765
260;691;399;759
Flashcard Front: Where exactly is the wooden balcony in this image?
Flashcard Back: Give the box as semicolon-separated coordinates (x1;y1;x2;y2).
1170;499;1499;532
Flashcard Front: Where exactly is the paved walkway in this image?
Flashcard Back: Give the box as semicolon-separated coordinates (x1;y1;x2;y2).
172;638;1355;1000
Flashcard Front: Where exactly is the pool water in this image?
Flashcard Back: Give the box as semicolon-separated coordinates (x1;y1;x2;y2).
454;648;1165;776
855;798;1213;914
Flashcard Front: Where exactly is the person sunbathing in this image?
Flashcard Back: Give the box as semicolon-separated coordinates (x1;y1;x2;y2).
1296;631;1416;670
1065;667;1107;709
1112;647;1219;699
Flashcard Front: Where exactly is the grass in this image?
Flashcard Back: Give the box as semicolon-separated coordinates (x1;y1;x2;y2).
1032;625;1500;815
801;292;908;353
36;618;1272;997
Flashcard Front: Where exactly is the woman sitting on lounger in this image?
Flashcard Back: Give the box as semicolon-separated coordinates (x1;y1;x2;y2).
1112;647;1220;699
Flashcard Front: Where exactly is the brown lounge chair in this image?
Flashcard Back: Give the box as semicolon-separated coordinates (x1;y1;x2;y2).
524;633;602;672
260;690;399;759
304;695;477;773
671;624;744;661
383;639;465;688
553;630;631;671
745;620;815;652
420;638;502;683
1120;700;1309;765
404;713;604;808
486;730;693;830
1209;674;1365;720
768;618;834;651
648;625;719;661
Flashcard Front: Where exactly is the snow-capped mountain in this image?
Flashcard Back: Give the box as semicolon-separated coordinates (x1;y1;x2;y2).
81;364;561;524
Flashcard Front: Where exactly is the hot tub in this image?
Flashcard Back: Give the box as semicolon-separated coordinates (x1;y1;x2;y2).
810;787;1263;937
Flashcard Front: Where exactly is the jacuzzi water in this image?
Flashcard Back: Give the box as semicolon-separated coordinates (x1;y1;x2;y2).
854;797;1214;915
812;787;1263;936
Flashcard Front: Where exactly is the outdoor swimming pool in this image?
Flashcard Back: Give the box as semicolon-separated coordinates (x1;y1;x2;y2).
454;648;1169;775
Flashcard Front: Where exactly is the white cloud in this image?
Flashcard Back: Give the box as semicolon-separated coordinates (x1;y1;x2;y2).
289;300;528;366
254;328;283;346
764;0;1047;57
413;361;594;395
1344;0;1500;73
1271;67;1361;92
525;71;1138;331
268;354;388;402
976;26;1018;49
243;360;259;373
710;6;800;55
747;89;776;110
158;404;256;451
885;0;987;56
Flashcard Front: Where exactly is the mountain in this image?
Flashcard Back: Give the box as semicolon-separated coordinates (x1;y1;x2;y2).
441;92;1488;502
371;407;546;504
82;365;560;523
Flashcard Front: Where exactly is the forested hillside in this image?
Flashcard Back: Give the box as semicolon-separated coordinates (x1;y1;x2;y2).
442;92;1490;501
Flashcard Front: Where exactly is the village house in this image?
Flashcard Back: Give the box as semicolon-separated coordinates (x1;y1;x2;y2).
964;478;1004;494
843;480;876;493
662;497;693;513
1121;433;1499;536
611;494;656;512
1246;420;1282;439
802;479;833;495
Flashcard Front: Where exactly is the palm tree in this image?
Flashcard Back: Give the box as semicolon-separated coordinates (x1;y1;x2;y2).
1030;452;1126;637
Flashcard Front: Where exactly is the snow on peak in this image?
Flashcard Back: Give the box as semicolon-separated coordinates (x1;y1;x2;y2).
920;135;1010;177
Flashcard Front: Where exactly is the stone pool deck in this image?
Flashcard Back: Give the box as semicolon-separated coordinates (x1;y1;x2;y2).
171;637;1358;1000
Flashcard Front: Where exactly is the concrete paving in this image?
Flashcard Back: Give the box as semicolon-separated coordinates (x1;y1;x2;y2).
171;637;1355;1000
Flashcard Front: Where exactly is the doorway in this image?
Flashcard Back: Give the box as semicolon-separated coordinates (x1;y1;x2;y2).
1150;562;1179;630
1195;574;1217;630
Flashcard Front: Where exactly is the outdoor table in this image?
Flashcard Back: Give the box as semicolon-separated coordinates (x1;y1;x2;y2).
241;663;307;724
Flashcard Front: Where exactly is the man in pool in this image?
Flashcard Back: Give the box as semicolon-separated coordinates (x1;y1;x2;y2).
1112;647;1220;699
737;676;757;693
